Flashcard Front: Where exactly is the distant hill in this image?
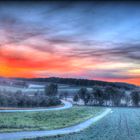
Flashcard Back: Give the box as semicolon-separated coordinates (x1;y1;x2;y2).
14;77;136;90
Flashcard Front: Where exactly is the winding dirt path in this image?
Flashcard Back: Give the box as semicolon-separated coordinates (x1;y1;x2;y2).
0;108;111;140
0;100;72;113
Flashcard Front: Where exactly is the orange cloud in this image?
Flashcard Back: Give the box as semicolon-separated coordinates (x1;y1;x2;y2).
0;41;140;86
0;44;83;78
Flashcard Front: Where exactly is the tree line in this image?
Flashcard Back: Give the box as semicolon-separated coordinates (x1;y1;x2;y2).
0;83;60;108
73;86;140;107
0;82;139;108
16;77;136;90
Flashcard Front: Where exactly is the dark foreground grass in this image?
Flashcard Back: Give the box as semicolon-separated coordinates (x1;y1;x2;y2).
25;108;140;140
0;106;104;133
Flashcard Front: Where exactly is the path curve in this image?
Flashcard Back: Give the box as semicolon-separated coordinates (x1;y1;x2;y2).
0;108;111;140
0;100;72;113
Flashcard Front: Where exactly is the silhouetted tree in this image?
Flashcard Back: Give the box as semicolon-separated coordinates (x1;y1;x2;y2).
92;86;104;105
105;86;123;106
131;90;140;106
64;91;69;100
45;83;58;96
78;88;90;105
73;94;79;104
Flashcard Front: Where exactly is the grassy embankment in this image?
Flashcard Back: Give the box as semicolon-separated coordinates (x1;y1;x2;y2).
0;106;104;133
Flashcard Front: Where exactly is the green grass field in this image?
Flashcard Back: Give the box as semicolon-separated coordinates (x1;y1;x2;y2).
0;106;104;133
24;108;140;140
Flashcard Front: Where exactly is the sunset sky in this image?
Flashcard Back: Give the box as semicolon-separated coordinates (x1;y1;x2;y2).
0;1;140;85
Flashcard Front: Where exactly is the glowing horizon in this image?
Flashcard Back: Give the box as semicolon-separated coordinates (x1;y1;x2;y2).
0;1;140;85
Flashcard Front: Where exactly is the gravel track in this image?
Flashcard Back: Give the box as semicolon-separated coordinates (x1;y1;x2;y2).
0;108;111;140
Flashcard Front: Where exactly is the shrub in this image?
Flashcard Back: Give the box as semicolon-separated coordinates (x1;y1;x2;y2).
0;90;61;108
